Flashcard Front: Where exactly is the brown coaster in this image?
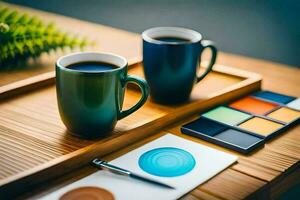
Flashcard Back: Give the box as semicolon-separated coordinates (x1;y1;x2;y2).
59;186;115;200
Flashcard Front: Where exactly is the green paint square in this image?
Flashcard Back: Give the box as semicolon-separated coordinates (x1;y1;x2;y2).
202;106;251;125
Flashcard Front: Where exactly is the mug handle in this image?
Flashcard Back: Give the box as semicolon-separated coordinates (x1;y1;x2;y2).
196;40;218;82
118;75;149;120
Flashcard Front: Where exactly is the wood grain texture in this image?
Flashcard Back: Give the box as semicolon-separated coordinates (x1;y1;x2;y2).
19;114;300;200
20;57;299;200
0;2;299;200
0;62;260;198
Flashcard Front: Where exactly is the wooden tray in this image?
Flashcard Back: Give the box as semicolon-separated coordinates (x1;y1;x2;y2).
0;61;261;195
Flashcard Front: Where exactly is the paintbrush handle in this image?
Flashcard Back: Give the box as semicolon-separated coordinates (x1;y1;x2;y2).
91;158;175;189
92;158;130;176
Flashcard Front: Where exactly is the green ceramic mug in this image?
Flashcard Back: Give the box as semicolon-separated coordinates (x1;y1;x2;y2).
56;52;149;138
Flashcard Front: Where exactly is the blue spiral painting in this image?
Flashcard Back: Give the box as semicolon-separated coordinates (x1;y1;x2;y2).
138;147;196;177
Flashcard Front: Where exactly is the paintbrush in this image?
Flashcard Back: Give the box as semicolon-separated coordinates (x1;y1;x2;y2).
91;158;175;189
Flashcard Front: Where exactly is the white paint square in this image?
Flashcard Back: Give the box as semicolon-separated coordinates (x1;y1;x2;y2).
287;98;300;111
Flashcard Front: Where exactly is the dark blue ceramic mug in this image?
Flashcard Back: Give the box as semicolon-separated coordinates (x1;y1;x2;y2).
142;27;217;104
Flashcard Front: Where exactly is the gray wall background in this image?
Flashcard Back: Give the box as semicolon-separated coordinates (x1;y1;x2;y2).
4;0;300;67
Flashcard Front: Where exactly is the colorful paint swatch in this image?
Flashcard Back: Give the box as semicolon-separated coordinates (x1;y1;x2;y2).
202;106;251;125
184;91;299;153
182;117;227;136
239;117;283;136
215;129;263;149
229;96;278;115
287;98;300;111
138;147;196;177
267;107;300;123
253;91;295;104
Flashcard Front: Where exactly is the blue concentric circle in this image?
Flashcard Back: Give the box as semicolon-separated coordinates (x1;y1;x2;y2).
138;147;196;177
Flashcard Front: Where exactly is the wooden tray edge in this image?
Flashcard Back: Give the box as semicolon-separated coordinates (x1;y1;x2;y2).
0;57;141;101
0;61;261;101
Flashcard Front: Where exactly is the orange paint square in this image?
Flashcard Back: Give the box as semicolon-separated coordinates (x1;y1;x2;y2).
267;107;300;123
239;117;283;136
229;96;278;115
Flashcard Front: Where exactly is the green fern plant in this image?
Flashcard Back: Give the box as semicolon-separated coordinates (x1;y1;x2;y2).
0;7;89;68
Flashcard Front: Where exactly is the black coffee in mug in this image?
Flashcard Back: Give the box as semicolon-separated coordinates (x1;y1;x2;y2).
154;36;191;43
66;61;118;72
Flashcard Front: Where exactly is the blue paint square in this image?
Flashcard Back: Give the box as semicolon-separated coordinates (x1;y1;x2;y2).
215;129;263;149
182;117;227;136
253;91;296;104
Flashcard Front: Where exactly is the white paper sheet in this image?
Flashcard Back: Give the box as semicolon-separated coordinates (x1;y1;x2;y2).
41;133;237;200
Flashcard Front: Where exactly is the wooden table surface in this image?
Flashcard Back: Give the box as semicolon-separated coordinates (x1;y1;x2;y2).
1;3;300;200
22;53;299;200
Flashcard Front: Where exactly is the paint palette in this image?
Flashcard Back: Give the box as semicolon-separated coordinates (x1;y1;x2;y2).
181;91;300;154
41;134;237;200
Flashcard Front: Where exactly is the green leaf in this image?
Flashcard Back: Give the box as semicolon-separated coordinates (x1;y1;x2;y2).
0;7;90;68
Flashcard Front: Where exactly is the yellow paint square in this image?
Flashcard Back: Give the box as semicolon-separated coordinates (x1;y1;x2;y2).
267;107;300;123
239;117;283;136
